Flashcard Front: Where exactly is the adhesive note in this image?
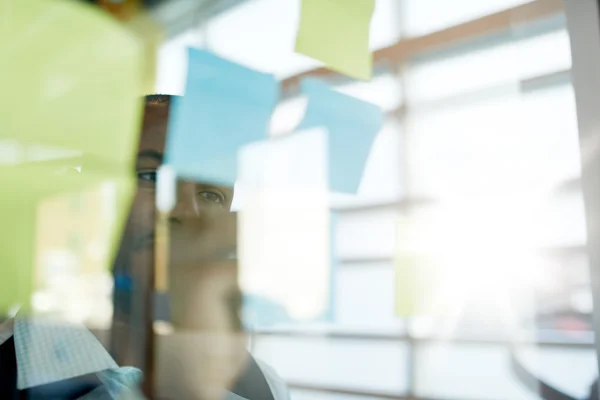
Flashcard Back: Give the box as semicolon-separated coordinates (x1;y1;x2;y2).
241;295;293;328
295;0;375;80
1;165;134;317
238;128;331;323
0;0;142;315
166;49;279;187
33;175;134;323
126;13;164;94
298;78;383;194
395;213;435;317
394;215;456;317
0;0;144;171
395;254;437;317
395;252;463;317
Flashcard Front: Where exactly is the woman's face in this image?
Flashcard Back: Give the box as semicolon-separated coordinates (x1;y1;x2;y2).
118;100;246;399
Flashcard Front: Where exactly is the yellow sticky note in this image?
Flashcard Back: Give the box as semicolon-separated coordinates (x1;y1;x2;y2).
126;13;164;95
33;174;134;323
295;0;375;80
0;165;135;317
395;216;449;317
0;190;36;317
395;254;440;317
0;0;144;171
0;0;142;315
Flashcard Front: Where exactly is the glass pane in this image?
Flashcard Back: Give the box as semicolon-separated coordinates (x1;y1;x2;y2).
270;76;403;136
406;84;580;197
271;106;404;207
404;0;534;37
253;336;409;393
270;97;308;137
415;342;596;400
400;191;586;255
291;391;385;400
7;2;595;400
203;0;402;78
336;74;403;112
157;30;205;95
336;207;399;259
335;262;405;333
405;29;571;104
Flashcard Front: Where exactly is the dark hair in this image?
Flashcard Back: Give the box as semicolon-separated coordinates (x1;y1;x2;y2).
144;94;176;106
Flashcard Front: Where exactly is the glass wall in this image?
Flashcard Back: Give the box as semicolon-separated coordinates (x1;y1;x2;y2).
154;0;596;398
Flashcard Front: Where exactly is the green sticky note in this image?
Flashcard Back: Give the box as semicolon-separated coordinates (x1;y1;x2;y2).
126;12;164;95
0;0;144;171
395;217;448;317
0;0;143;316
295;0;375;80
395;254;438;317
396;251;456;317
0;165;135;316
1;193;36;316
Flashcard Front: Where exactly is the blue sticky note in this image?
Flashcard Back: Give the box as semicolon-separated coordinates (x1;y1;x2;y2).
298;78;383;193
166;49;279;186
242;294;293;328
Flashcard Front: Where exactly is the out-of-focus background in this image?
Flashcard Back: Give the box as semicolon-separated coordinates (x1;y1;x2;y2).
152;0;595;399
15;0;594;398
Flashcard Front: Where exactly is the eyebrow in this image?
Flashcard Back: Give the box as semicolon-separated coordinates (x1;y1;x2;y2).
137;150;163;163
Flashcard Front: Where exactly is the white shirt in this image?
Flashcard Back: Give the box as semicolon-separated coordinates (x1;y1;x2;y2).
0;317;140;398
0;318;289;399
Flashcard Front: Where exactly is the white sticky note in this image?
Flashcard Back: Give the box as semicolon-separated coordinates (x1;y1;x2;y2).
237;128;331;322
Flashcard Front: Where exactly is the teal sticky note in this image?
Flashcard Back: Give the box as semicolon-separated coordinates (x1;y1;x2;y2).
165;49;279;186
242;295;293;328
298;78;383;194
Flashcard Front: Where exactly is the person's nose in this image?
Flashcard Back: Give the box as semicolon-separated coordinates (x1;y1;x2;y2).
169;180;198;224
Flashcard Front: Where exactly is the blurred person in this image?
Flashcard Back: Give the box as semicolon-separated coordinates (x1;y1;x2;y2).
112;94;288;400
0;95;288;400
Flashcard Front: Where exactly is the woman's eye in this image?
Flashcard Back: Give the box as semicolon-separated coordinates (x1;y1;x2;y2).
198;190;225;205
137;170;157;186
